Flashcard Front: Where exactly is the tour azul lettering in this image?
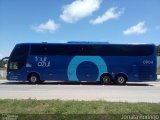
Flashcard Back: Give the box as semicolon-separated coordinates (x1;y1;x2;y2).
35;56;50;67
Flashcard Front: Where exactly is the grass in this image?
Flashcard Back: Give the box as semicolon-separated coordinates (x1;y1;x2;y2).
0;99;160;120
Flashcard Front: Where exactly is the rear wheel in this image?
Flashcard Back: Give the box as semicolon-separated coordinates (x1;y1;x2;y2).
100;74;112;85
115;75;127;85
28;74;39;84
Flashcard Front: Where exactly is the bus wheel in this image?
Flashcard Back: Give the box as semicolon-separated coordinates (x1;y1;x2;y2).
100;74;112;85
28;74;39;84
115;75;127;85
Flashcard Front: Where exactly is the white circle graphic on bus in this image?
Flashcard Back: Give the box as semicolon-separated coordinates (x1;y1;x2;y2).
67;56;107;81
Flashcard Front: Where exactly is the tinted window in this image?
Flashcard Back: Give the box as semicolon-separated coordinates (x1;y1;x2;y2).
8;44;29;70
31;44;84;55
31;44;154;56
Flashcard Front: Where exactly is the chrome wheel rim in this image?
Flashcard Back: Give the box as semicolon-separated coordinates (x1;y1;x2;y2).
118;76;125;84
30;76;37;83
103;76;110;83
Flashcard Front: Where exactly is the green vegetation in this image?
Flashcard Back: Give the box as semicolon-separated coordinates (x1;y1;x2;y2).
0;59;8;68
0;68;6;80
0;57;7;79
158;67;160;75
0;99;160;120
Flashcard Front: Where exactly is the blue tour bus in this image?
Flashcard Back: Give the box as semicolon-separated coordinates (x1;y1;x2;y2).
7;42;157;84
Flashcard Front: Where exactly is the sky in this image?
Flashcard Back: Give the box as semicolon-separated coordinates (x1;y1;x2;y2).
0;0;160;58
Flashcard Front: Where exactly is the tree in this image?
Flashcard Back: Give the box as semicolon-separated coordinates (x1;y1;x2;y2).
0;57;9;68
157;45;160;56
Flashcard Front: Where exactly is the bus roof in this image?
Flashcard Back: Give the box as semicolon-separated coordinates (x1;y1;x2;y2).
15;42;156;46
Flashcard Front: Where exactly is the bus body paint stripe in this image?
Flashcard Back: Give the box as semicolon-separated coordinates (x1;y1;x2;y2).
67;56;107;81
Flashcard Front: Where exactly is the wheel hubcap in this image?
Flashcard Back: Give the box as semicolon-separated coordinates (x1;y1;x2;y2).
30;76;37;83
103;76;110;83
118;76;125;84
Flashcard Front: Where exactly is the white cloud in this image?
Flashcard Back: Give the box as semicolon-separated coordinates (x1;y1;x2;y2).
60;0;102;23
90;7;124;25
123;21;147;35
32;19;59;33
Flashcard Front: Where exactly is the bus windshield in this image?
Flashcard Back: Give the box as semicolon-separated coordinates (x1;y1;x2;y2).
8;44;29;71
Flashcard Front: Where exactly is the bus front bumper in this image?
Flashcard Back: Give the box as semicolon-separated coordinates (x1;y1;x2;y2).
7;72;26;81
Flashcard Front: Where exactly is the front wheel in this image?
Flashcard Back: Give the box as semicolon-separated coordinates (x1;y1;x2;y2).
28;74;39;84
115;75;127;85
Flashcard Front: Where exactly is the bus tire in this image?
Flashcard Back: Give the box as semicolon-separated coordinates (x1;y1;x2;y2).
100;74;112;85
115;74;127;85
28;73;39;84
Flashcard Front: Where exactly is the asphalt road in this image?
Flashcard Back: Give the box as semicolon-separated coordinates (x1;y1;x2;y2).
0;78;160;103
